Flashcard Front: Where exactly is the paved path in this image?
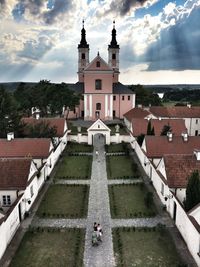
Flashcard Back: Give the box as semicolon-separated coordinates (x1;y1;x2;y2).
83;134;115;267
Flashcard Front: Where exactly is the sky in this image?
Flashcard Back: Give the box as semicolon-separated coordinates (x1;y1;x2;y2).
0;0;200;85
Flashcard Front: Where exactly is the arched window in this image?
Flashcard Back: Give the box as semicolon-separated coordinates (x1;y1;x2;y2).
96;61;100;67
96;103;101;110
82;53;85;59
112;53;116;60
95;79;102;90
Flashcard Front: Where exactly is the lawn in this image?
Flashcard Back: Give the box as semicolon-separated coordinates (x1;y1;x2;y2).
109;184;156;218
10;228;85;267
37;184;89;218
107;155;140;179
65;142;93;153
106;143;125;153
108;124;128;135
68;122;87;134
113;227;184;267
55;155;92;179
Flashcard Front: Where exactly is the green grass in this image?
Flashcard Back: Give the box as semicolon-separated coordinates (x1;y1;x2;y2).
109;184;156;218
68;122;87;134
65;142;92;153
108;124;128;135
107;155;140;179
113;227;184;267
10;228;85;267
55;156;92;179
37;184;89;218
106;143;124;153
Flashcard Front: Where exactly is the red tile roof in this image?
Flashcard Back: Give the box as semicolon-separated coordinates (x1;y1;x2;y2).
22;117;66;137
145;136;200;158
131;118;187;136
0;158;33;190
0;138;52;158
124;108;150;121
164;154;200;188
149;106;200;118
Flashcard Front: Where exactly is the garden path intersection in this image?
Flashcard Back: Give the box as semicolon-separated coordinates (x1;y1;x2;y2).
0;138;197;267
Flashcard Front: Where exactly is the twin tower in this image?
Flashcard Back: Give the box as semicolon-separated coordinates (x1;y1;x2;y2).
77;21;120;83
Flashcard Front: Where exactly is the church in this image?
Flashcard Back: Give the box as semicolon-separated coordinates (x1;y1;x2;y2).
68;21;135;121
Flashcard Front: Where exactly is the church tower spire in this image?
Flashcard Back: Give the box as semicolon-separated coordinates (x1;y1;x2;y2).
78;20;89;82
108;21;120;82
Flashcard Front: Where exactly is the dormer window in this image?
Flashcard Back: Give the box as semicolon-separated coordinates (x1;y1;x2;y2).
95;79;102;90
96;61;100;67
82;53;85;59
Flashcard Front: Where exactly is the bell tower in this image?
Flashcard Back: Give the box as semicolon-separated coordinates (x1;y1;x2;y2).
108;21;120;82
78;20;89;82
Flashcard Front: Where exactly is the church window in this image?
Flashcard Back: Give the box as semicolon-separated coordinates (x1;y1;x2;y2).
113;95;116;101
2;195;11;206
112;53;116;60
96;61;100;67
95;79;102;90
122;95;124;100
128;95;130;101
82;53;85;59
96;103;101;110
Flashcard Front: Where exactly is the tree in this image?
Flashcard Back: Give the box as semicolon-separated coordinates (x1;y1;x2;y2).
146;120;155;135
0;86;24;138
184;170;200;211
160;124;171;135
129;84;162;106
137;134;145;147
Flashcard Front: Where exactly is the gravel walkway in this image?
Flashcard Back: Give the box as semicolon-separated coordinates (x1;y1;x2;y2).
107;179;142;185
83;135;115;267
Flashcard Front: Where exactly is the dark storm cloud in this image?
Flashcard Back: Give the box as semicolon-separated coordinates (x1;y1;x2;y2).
109;0;150;16
142;6;200;71
12;0;73;24
43;0;73;24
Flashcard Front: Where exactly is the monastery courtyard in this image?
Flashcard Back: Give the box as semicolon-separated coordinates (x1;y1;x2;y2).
1;131;197;267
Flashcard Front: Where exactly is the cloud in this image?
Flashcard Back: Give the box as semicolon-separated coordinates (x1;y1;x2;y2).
18;35;55;61
143;3;200;71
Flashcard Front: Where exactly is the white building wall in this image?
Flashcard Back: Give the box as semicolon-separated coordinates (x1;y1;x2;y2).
0;201;20;259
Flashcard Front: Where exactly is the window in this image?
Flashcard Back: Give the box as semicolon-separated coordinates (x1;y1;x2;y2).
96;103;101;110
96;61;100;67
122;95;124;100
82;53;85;59
128;95;130;101
195;130;198;136
2;195;11;206
30;185;34;198
95;79;102;90
196;119;198;124
112;53;116;60
113;95;116;101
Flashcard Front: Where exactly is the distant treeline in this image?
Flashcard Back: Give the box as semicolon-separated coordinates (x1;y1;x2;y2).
163;89;200;103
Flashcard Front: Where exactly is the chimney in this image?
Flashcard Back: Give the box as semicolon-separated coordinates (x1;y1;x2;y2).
36;113;40;120
194;149;200;161
187;103;191;108
159;117;162;121
137;104;142;108
182;132;188;142
7;132;14;141
167;131;173;142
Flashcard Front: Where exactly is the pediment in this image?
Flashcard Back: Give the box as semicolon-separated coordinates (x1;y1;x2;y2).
87;119;111;132
84;55;113;72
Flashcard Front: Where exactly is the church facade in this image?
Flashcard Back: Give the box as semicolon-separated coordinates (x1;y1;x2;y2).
68;22;135;121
